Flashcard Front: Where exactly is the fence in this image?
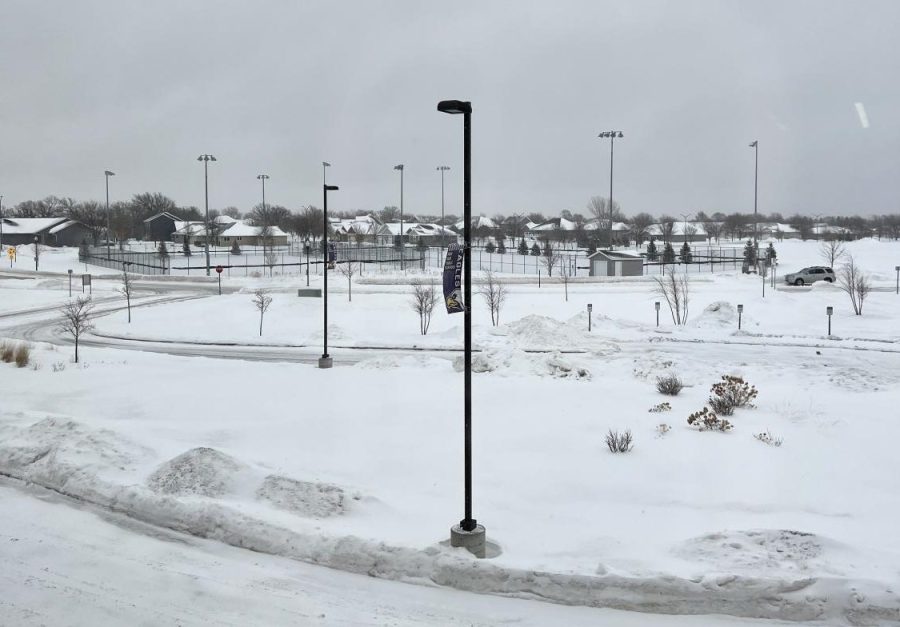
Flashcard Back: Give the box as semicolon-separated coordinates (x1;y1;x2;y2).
78;246;170;275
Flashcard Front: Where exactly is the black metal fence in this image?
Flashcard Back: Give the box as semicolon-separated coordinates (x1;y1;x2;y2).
78;247;170;275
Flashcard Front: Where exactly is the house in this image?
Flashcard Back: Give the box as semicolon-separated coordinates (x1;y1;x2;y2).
0;217;93;247
646;222;708;243
217;221;288;247
171;222;209;246
142;212;183;242
587;249;644;277
332;215;381;241
758;222;800;240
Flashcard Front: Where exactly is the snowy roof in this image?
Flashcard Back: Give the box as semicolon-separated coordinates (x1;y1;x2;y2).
588;249;643;261
583;220;629;232
143;212;182;223
0;217;67;234
454;215;496;230
646;222;708;236
213;215;237;224
220;221;287;237
48;220;82;234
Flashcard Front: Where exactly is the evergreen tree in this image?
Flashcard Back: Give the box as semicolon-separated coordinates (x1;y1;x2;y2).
485;240;496;254
542;240;553;257
230;240;241;255
182;239;192;256
157;241;169;258
497;240;507;254
765;242;777;262
518;239;528;255
587;239;597;256
646;239;659;261
743;239;757;265
531;243;541;256
679;241;693;263
662;241;675;264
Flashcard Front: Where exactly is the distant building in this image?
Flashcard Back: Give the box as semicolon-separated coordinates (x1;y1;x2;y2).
0;217;93;247
216;221;288;247
142;212;183;242
587;249;644;277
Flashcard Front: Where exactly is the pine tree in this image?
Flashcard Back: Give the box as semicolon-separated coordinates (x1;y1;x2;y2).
182;239;192;256
518;240;528;255
497;240;507;254
646;239;659;261
485;240;496;254
765;242;776;262
157;241;169;258
230;240;241;255
679;241;693;263
662;242;675;264
531;243;541;256
743;239;757;265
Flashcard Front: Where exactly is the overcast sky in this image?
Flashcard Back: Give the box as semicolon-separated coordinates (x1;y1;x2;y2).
1;0;898;219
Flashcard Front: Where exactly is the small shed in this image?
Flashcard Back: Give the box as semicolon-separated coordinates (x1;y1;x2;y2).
588;249;644;277
143;212;183;242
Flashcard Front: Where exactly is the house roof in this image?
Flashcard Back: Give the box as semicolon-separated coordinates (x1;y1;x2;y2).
48;219;83;234
220;221;287;238
588;249;643;261
0;217;68;234
143;211;182;223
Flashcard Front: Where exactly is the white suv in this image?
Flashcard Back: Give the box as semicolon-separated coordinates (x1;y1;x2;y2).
784;266;835;286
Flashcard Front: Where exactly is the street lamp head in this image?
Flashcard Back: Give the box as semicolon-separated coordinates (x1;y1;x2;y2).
654;301;660;311
394;164;404;171
827;306;834;315
257;174;269;180
437;100;472;115
197;154;216;162
437;165;450;172
104;170;115;176
323;161;331;167
617;131;624;138
737;304;744;313
324;185;339;191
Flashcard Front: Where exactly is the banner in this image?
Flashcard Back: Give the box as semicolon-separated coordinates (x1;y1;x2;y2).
327;242;336;269
442;244;465;314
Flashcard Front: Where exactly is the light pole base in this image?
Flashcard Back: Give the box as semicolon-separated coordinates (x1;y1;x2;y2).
318;356;333;369
450;523;486;558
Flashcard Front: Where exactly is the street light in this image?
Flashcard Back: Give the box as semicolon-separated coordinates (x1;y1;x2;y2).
0;194;4;252
394;164;405;270
826;306;834;336
197;155;216;276
598;130;623;249
33;236;39;271
104;170;115;260
749;141;759;254
257;174;270;271
319;184;339;369
68;269;73;296
438;98;484;557
437;166;450;248
305;237;311;287
323;161;331;187
737;304;744;330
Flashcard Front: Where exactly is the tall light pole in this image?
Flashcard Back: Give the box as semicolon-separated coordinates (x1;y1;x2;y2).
104;170;115;260
394;164;405;270
437;165;450;247
257;174;269;263
438;98;485;557
319;184;339;369
749;141;759;253
323;161;330;187
0;195;4;252
198;155;216;276
598;131;623;249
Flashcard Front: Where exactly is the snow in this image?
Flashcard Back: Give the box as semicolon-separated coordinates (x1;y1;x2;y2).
2;237;900;624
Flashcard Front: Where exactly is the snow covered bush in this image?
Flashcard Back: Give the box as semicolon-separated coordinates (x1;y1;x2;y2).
649;402;671;413
687;407;733;432
655;423;671;436
605;429;634;453
708;375;757;416
754;430;783;447
837;255;871;316
656;373;683;395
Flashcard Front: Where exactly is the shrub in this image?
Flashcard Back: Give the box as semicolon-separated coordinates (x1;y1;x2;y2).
0;342;13;363
656;423;671;436
708;375;757;416
687;407;733;432
754;430;783;447
52;362;67;372
605;429;634;453
656;374;683;396
13;344;30;368
649;402;672;413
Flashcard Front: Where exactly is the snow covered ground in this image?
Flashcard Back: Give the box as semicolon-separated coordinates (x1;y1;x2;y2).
1;238;899;624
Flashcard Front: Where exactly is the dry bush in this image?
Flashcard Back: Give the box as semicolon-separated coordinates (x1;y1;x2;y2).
708;375;757;416
605;429;634;453
687;407;733;432
410;279;438;335
652;268;690;325
754;430;783;447
656;373;683;396
649;402;672;413
478;270;507;326
13;344;30;368
0;342;13;363
655;423;671;436
837;255;871;316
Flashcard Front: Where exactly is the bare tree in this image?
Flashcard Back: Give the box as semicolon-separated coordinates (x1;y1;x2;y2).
559;256;574;301
410;279;438;335
118;267;134;323
820;239;846;268
252;289;273;336
58;297;94;363
837;255;871;315
338;259;358;302
478;270;506;326
541;245;560;277
652;268;690;325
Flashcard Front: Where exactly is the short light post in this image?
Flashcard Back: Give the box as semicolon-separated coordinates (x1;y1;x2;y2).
762;261;766;298
827;306;833;336
895;265;899;295
394;164;405;270
104;170;115;260
197;154;216;277
215;265;223;294
655;301;660;327
737;304;744;330
33;236;39;271
305;237;311;287
319;184;339;369
587;303;593;331
438;98;485;557
67;269;73;296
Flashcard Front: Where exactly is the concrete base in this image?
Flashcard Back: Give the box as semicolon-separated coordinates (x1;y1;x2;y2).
450;524;486;558
317;356;333;369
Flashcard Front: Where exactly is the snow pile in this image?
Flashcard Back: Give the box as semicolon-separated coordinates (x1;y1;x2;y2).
691;301;737;329
354;354;447;370
147;447;245;497
674;529;826;576
504;314;588;350
257;474;353;518
452;349;591;380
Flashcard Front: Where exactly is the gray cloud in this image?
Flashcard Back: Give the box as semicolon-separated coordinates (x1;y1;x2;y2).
1;0;898;217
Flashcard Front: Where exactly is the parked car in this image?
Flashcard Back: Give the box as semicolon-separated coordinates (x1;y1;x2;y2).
784;266;835;286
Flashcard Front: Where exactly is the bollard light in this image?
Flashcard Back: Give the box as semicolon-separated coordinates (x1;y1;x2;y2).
654;301;660;327
737;304;744;330
67;269;73;297
895;265;899;295
827;306;833;336
587;303;593;332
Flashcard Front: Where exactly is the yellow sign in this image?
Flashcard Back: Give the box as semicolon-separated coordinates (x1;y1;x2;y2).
6;247;15;260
